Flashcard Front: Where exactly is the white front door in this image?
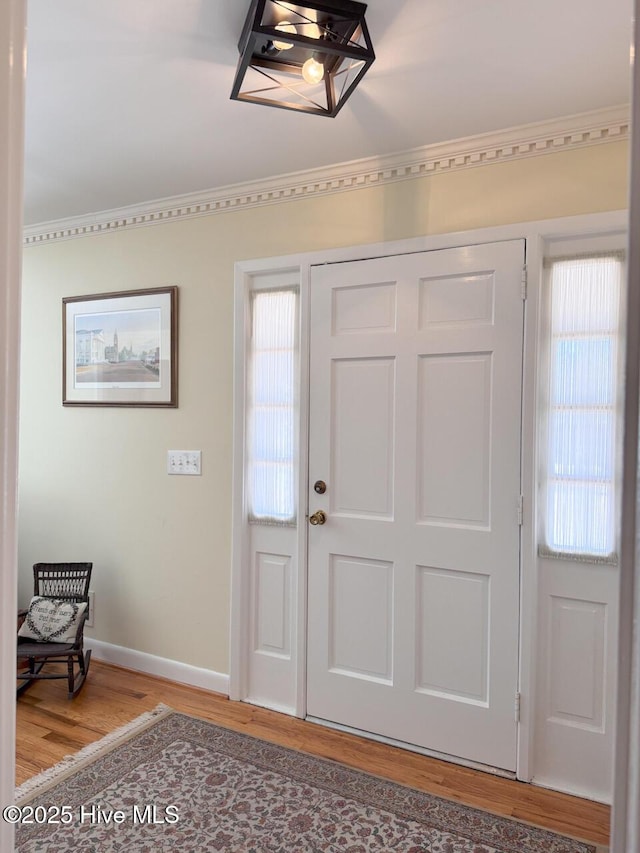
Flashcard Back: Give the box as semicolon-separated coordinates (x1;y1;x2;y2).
306;240;525;771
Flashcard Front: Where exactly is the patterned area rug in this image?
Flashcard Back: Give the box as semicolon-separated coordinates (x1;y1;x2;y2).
14;706;602;853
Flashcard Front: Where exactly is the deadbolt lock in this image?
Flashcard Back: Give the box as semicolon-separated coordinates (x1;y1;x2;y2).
309;510;327;526
314;480;327;494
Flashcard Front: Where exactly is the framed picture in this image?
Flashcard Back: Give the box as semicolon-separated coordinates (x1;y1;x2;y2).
63;286;178;407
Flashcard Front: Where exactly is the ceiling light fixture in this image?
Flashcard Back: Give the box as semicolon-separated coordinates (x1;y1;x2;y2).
231;0;375;118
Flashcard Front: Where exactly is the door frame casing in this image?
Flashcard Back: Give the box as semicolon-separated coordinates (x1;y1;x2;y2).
0;0;26;847
230;209;628;784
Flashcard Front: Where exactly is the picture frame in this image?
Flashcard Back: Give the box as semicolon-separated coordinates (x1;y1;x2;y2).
62;286;178;407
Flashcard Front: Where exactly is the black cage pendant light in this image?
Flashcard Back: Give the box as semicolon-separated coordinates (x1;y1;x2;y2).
231;0;375;117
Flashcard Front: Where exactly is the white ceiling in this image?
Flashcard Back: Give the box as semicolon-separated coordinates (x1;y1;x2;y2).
24;0;633;226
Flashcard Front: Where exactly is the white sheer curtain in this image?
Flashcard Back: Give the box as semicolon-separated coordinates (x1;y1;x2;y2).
542;253;624;560
247;288;297;525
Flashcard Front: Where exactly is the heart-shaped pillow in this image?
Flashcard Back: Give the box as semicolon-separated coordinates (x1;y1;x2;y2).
18;596;87;643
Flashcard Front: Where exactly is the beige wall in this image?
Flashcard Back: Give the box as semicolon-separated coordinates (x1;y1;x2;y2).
18;140;628;675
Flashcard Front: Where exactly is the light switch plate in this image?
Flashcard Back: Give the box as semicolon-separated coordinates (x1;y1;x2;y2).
167;450;202;475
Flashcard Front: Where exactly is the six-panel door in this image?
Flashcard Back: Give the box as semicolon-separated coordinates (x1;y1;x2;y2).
307;240;525;771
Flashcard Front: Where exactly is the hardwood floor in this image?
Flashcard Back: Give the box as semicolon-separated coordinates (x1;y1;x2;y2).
15;661;610;847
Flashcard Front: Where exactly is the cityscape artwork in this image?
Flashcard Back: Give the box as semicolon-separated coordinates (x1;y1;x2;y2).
62;286;178;407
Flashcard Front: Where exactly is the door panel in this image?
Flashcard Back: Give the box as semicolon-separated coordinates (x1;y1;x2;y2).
417;352;492;526
307;241;525;771
329;554;394;683
331;358;395;518
416;565;490;704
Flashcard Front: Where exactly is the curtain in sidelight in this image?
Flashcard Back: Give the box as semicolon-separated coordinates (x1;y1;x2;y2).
542;253;624;560
247;288;298;525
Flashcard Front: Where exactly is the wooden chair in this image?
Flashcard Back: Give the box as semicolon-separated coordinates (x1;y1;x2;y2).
17;562;93;698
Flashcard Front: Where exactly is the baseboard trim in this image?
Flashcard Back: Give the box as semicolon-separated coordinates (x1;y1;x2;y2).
85;638;229;696
244;695;297;717
531;774;611;806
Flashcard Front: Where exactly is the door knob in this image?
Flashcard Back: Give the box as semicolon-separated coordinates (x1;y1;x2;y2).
309;510;327;526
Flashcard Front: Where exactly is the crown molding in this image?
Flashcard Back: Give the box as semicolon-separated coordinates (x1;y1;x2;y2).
24;104;629;247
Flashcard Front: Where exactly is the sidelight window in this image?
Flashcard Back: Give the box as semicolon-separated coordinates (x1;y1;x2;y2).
246;287;298;525
541;252;624;560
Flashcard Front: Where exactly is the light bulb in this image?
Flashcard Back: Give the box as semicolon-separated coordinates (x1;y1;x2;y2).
302;56;324;84
273;21;296;51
